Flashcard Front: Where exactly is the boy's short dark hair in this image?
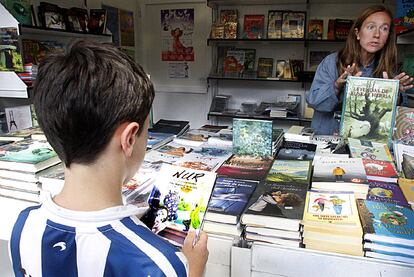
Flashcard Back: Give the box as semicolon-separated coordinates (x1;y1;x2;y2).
33;40;154;167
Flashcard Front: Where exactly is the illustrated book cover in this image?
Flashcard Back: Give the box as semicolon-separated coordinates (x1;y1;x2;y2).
276;141;316;161
265;160;312;186
362;159;398;183
393;106;414;145
348;138;392;162
0;139;60;172
4;0;32;25
367;181;409;207
205;177;258;224
357;199;414;246
267;10;283;39
242;181;308;230
281;11;306;39
399;178;414;208
242;14;265;39
216;154;273;181
142;164;216;246
340;76;399;145
307;19;323;39
223;50;245;76
312;157;367;184
0;27;23;72
232;118;273;158
257;57;273;78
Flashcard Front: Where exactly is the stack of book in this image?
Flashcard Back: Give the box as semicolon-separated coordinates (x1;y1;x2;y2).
301;190;363;256
0;139;60;202
241;160;311;247
284;125;314;143
276;140;316;161
312;156;369;199
358;200;414;264
149;119;190;137
203;177;258;237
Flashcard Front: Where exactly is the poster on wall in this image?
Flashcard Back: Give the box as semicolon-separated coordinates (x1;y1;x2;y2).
168;62;190;78
161;9;194;61
102;4;120;46
120;9;135;47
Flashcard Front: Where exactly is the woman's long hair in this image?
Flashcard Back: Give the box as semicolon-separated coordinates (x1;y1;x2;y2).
337;5;397;78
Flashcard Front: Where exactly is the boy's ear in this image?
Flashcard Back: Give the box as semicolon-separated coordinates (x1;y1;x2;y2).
120;122;140;157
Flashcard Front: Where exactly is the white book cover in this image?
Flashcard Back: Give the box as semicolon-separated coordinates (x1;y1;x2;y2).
5;105;33;132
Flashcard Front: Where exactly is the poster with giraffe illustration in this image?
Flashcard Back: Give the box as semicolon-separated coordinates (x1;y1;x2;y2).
161;9;194;61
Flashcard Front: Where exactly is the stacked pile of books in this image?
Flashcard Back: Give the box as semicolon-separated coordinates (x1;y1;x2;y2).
147;119;190;150
301;190;363;256
241;160;311;247
0;139;60;202
358;200;414;263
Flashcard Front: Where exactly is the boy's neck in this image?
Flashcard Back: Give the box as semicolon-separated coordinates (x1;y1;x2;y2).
53;161;125;211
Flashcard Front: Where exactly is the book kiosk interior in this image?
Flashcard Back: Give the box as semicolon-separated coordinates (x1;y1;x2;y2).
2;1;414;276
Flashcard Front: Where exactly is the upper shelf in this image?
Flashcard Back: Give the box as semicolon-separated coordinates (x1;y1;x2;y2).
207;0;389;8
208;38;345;46
396;28;414;45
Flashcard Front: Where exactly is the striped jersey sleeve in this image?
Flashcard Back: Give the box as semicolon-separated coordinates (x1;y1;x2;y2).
9;204;188;277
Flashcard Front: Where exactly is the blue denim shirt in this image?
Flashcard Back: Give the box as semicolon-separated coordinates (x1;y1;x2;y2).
306;52;377;135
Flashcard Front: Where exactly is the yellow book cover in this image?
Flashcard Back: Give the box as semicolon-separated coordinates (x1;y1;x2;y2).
302;190;361;226
398;178;414;204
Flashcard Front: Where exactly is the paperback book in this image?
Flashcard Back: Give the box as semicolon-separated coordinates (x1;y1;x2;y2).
267;10;283;39
205;177;258;224
242;14;265;39
393;106;414;145
142;164;216;246
312;157;367;184
265;160;311;186
348;138;392;162
276;141;316;161
215;154;273;181
340;76;399;145
362;159;398;183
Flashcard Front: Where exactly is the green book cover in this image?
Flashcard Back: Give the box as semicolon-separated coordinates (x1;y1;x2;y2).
340;76;399;145
0;139;56;164
4;0;32;25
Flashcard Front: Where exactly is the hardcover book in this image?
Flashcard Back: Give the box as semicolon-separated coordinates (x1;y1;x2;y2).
281;12;306;39
393;106;414;145
242;181;308;231
215;154;273;181
240;48;256;73
367;181;409;207
334;19;353;40
348;138;392;162
394;0;414;34
220;10;238;39
340;76;399;145
88;9;107;34
267;10;283;39
210;22;224;39
0;139;60;173
363;159;398;183
308;19;323;39
232;118;273;158
205;177;258;224
276;141;316;161
265;160;311;186
242;14;265;39
357;200;414;247
142;164;216;246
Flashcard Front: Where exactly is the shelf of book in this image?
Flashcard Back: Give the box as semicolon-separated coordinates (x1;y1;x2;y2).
207;0;386;8
20;25;112;42
208;38;346;46
397;28;414;45
208;112;312;124
207;74;302;82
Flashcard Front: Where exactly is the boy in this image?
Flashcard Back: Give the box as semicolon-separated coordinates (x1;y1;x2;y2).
9;40;208;277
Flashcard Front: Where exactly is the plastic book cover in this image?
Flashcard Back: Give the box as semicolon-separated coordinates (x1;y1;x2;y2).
244;181;308;220
0;139;56;164
256;57;273;78
207;177;257;217
232;118;273;158
312;157;367;184
348;138;392;162
340;76;399;145
242;14;265;39
265;160;311;185
308;19;323;39
357;200;414;246
216;154;273;181
267;10;283;39
224;50;245;75
142;164;216;246
393;106;414;145
367;181;409;207
281;12;305;39
239;48;256;73
303;190;360;225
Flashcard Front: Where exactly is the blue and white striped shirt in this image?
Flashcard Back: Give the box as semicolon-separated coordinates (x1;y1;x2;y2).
9;193;188;277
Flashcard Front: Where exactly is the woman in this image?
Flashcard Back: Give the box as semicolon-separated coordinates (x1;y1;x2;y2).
306;5;413;135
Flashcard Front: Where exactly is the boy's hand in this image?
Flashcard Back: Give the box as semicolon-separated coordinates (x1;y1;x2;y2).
182;230;209;277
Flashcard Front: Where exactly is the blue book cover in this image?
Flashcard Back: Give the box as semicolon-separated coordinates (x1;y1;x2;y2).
367;181;409;207
232;118;273;158
357;200;414;246
207;177;257;218
340;76;399;145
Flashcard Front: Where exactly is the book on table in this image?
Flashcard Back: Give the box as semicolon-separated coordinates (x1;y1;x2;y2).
340;76;399;145
348;138;393;162
367;180;409;207
362;159;398;183
215;154;273;181
141;164;216;246
399;178;414;209
204;177;258;225
0;139;60;173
